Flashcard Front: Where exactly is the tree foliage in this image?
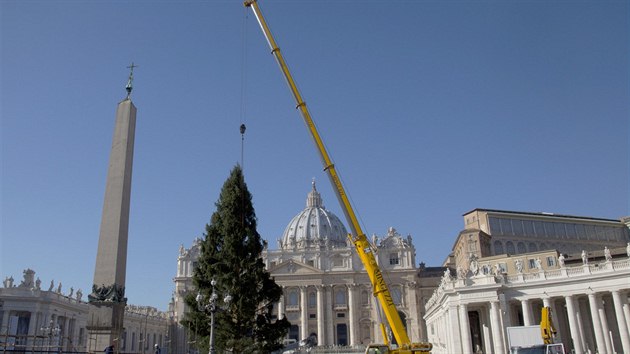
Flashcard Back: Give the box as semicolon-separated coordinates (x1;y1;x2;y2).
182;165;289;353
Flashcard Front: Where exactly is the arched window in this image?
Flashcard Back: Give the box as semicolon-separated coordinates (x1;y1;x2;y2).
335;289;346;305
308;292;316;308
391;287;403;306
289;325;299;341
517;242;526;254
506;241;516;254
494;241;504;255
288;290;298;307
528;242;538;252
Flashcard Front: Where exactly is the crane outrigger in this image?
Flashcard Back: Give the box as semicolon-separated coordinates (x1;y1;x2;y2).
243;1;432;353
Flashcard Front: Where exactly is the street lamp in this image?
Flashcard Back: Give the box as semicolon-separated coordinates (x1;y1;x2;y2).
40;319;61;352
196;279;231;354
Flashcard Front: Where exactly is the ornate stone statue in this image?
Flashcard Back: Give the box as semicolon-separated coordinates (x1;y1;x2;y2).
3;277;9;288
457;266;467;279
8;276;14;287
492;263;501;275
535;257;542;271
469;255;479;276
48;280;54;291
19;269;35;288
583;250;589;264
626;242;630;258
515;259;523;273
558;253;565;267
35;277;41;290
69;287;74;298
76;289;83;301
604;246;612;262
56;282;62;294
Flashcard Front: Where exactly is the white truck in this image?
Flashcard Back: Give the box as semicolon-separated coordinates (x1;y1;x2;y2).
506;326;564;354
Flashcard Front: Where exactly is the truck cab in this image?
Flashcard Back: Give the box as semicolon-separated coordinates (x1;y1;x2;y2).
510;344;565;354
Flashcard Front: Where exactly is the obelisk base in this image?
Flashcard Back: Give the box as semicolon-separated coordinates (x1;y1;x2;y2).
86;302;125;353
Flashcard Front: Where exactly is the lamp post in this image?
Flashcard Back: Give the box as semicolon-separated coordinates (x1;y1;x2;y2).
40;319;61;352
196;279;231;354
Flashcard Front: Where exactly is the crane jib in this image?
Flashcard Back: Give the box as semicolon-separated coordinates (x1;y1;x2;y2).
244;0;433;352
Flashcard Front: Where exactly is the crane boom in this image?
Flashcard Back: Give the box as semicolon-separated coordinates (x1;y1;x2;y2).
244;1;430;352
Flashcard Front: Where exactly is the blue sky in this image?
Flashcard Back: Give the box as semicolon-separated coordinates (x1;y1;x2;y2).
1;0;628;311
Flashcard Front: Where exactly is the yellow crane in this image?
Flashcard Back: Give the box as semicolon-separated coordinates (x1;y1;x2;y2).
243;1;432;353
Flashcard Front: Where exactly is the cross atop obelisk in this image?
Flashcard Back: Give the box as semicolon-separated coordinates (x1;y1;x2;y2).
125;62;138;99
87;65;138;353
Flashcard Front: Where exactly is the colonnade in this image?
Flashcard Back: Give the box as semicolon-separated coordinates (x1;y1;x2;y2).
435;289;630;354
276;282;419;347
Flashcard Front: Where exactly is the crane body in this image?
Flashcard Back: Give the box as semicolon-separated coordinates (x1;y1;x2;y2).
244;1;431;353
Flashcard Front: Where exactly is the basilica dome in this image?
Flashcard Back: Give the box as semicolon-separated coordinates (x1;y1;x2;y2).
280;180;348;250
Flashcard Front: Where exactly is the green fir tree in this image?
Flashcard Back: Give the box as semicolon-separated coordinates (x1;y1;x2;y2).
182;165;290;353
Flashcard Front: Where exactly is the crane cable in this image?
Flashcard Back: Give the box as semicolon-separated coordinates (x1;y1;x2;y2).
239;7;250;230
239;6;249;171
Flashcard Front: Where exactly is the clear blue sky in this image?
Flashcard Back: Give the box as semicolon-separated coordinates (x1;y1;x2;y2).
1;0;628;311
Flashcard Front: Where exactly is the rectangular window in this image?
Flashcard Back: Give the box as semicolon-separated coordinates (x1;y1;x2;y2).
554;223;566;238
575;224;586;239
565;224;576;238
528;259;536;269
489;217;502;235
500;219;513;235
544;222;556;238
523;220;534;236
389;256;400;265
309;314;316;319
336;313;345;318
498;263;507;273
512;219;524;235
546;256;556;267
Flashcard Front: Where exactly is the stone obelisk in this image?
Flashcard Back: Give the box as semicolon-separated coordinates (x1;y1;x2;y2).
87;64;138;353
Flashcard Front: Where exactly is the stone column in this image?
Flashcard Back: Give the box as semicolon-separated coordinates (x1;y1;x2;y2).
325;286;334;345
587;294;607;354
406;282;419;342
575;300;588;352
316;286;325;346
348;284;358;346
278;294;285;320
489;301;505;354
458;304;472;354
565;295;584;354
611;290;630;353
300;286;308;340
521;299;533;326
598;298;613;354
370;294;382;344
447;305;462;353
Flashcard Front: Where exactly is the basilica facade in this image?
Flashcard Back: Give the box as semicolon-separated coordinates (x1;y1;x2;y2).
171;181;435;351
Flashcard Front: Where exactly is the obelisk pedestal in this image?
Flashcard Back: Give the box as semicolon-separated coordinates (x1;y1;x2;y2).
87;85;137;353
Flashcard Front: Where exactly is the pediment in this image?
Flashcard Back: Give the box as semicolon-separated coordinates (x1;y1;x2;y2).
269;259;323;275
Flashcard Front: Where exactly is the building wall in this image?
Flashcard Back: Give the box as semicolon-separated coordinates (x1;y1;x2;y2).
425;249;630;354
0;270;169;354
